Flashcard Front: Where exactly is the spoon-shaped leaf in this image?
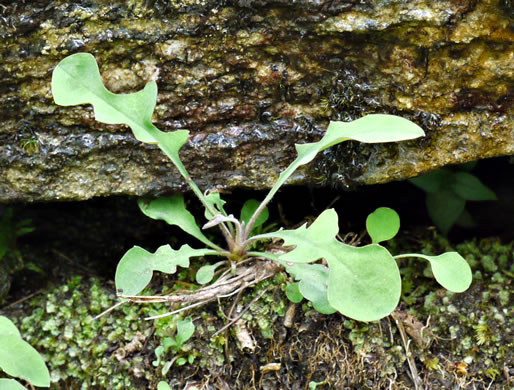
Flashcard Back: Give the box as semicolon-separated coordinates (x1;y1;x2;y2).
366;207;400;243
175;317;195;349
115;244;213;296
395;252;472;292
196;261;226;284
285;282;303;303
248;115;425;229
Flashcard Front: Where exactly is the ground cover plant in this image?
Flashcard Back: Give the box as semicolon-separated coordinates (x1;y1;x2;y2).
51;53;472;326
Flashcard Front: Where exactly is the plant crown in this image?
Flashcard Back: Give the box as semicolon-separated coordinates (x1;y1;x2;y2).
51;53;472;322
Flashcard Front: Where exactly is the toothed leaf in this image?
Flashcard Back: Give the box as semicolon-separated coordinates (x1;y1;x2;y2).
261;209;401;321
115;245;212;296
52;53;190;178
257;115;425;217
204;193;227;220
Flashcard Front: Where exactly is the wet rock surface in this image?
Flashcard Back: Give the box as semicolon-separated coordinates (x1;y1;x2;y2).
0;0;512;201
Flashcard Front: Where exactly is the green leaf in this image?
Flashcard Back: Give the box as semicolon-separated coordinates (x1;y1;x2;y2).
162;360;173;374
426;190;466;234
396;253;472;292
52;53;190;180
366;207;400;243
250;115;425;226
157;381;172;390
138;197;219;249
299;276;337;315
452;172;497;201
260;209;401;321
409;169;454;193
52;53;158;143
195;261;226;284
285;282;303;303
0;335;50;387
326;244;401;321
0;316;21;339
175;357;187;366
175;317;195;349
0;379;29;390
204;192;227;220
240;199;269;231
285;263;336;314
115;245;212;296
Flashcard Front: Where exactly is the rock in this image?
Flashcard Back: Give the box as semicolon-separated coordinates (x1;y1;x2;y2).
0;0;512;201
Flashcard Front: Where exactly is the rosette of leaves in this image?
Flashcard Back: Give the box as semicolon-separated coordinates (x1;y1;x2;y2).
51;53;472;322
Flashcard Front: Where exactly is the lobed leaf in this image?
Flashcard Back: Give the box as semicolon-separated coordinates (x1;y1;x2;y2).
250;115;425;227
259;209;401;321
204;192;227;220
115;245;213;296
366;207;400;243
138;197;219;249
52;53;190;179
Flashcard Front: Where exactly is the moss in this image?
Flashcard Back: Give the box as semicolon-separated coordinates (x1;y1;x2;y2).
3;234;512;388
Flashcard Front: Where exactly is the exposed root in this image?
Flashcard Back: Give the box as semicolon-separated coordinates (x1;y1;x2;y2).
114;259;282;322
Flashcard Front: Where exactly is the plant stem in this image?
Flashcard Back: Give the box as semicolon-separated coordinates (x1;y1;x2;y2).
243;155;302;241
